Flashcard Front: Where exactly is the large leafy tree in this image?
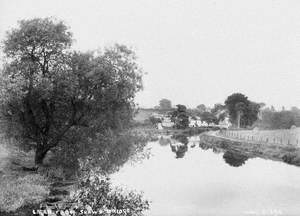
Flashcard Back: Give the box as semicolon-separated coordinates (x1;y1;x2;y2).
244;101;261;126
259;109;299;129
200;111;217;125
211;103;225;114
224;93;259;128
171;104;189;129
0;18;143;165
196;104;207;113
159;98;172;110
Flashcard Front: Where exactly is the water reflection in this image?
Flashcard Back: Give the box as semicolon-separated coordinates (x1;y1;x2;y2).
158;136;171;146
162;134;250;167
199;142;211;151
170;144;188;158
199;140;223;153
212;147;223;154
170;134;189;158
223;151;249;167
111;135;300;216
171;134;189;145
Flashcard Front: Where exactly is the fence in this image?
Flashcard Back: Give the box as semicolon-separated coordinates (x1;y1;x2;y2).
218;128;300;147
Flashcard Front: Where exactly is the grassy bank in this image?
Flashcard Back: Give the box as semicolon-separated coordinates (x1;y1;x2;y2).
0;127;152;215
219;128;300;146
0;137;50;215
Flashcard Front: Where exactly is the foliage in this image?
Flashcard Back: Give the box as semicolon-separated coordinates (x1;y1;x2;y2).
0;174;49;212
170;144;188;159
170;134;188;159
0;18;143;165
211;103;225;114
225;93;260;128
282;153;300;165
48;128;150;178
89;130;149;174
199;111;217;125
258;109;299;129
196;104;207;113
148;116;162;125
190;103;227;125
223;151;248;167
216;112;226;123
159;98;172;110
170;105;189;129
171;134;188;145
69;168;149;216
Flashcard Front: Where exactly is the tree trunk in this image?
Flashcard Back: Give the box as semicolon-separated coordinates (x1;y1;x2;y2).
237;112;241;129
35;147;49;165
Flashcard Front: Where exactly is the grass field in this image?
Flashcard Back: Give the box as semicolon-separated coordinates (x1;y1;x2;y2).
134;109;154;122
219;128;300;146
0;136;49;213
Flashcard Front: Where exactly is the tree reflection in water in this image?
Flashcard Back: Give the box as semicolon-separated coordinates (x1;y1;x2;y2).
167;135;249;164
212;147;223;154
223;151;249;167
170;134;189;158
171;134;189;145
170;144;188;158
199;142;210;151
158;136;172;146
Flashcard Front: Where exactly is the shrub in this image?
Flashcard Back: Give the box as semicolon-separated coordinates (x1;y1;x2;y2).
69;169;149;216
148;116;162;125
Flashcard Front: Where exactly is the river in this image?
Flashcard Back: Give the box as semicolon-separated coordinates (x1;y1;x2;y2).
111;135;300;216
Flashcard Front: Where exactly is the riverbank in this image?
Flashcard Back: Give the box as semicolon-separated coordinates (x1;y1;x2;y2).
200;131;300;166
0;127;149;215
0;138;50;216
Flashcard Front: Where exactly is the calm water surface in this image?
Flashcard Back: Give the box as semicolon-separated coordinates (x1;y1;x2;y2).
111;135;300;216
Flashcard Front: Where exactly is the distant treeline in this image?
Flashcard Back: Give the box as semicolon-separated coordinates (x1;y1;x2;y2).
146;94;300;130
255;107;300;129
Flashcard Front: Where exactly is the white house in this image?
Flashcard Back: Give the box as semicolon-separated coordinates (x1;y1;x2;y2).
189;116;210;127
162;117;174;128
189;117;197;127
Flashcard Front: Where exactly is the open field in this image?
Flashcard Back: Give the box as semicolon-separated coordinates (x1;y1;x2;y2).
134;108;174;123
218;128;300;146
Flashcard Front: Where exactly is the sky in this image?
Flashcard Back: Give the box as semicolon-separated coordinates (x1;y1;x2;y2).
0;0;299;109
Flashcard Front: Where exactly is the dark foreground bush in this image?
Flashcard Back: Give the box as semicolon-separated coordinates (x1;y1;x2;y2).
282;153;300;165
68;170;149;216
